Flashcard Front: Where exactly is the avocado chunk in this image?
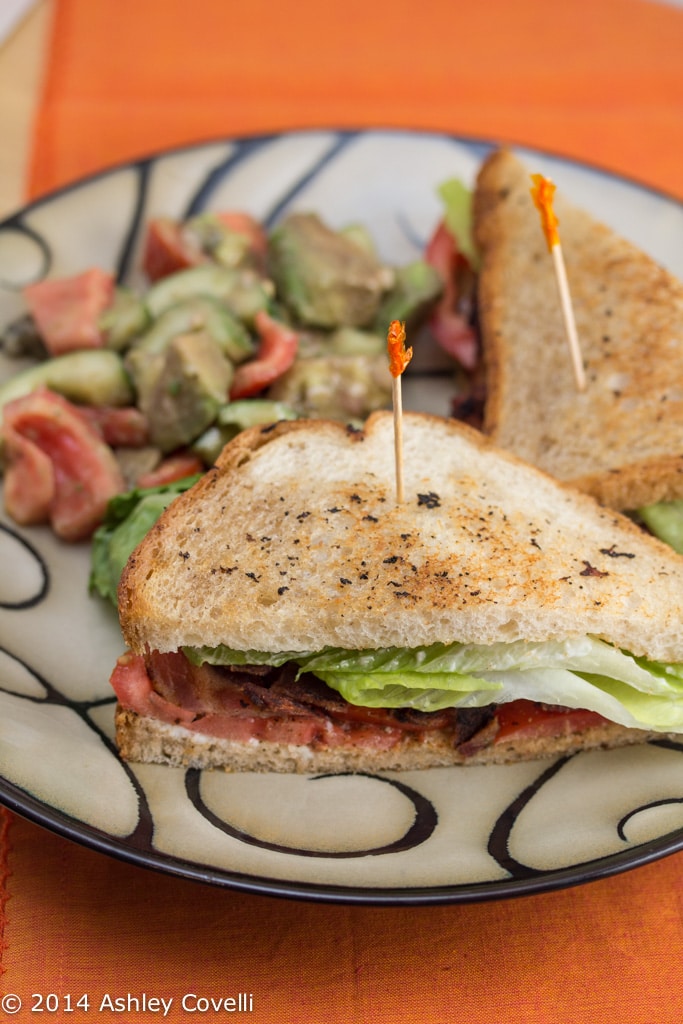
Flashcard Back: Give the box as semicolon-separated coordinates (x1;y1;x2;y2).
192;399;299;464
99;287;150;351
127;296;254;365
268;213;394;328
144;264;274;325
0;348;134;414
183;213;263;272
268;353;392;421
133;331;234;452
374;259;443;330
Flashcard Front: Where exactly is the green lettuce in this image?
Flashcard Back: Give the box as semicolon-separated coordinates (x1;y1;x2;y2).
437;177;479;269
637;500;683;554
187;636;683;733
89;474;201;605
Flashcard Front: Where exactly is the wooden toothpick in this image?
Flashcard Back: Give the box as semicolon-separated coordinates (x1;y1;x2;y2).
387;319;413;503
530;173;586;392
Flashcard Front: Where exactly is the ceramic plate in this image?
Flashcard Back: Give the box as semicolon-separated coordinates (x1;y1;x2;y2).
1;130;683;905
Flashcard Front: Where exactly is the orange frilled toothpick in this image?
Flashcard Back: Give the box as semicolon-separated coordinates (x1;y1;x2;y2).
387;319;413;503
530;173;586;392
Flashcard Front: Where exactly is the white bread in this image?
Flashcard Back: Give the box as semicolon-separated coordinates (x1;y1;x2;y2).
115;704;662;773
473;148;683;510
118;411;683;663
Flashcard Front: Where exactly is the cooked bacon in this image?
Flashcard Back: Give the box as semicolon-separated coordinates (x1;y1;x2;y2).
148;649;455;730
111;652;324;746
115;649;496;752
111;651;613;759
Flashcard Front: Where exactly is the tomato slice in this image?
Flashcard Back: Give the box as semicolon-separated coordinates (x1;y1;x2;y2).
135;451;204;489
494;699;607;744
2;426;55;526
142;217;206;281
424;220;479;371
229;310;298;399
80;405;150;448
22;268;115;356
2;388;125;541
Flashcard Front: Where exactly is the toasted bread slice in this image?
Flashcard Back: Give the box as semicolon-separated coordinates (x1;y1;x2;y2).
474;148;683;510
118;411;683;663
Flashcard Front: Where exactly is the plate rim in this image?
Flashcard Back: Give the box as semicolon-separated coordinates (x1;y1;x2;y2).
3;126;682;229
4;768;683;906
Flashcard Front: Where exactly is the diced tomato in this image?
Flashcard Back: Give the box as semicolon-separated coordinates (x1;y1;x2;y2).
424;220;479;371
214;211;269;260
135;451;204;489
494;699;607;744
429;307;479;372
22;268;115;356
2;388;125;541
2;426;55;526
229;310;298;399
142;216;206;281
80;405;150;447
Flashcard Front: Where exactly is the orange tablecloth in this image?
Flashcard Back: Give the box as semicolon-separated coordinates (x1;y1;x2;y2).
27;0;683;201
3;1;683;1021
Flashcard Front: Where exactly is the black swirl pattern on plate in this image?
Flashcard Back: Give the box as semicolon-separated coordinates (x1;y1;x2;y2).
183;132;358;228
185;769;438;858
617;798;683;842
0;218;52;287
111;161;154;283
487;757;572;879
488;740;683;880
0;523;50;609
0;645;154;848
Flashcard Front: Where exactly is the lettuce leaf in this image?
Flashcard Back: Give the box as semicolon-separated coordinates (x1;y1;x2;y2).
437;178;479;269
637;500;683;554
89;474;201;605
187;636;683;732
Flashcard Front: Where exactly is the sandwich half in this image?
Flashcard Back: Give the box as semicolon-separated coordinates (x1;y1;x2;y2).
473;148;683;514
111;412;683;773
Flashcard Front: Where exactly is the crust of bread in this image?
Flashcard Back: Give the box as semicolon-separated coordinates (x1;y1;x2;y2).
115;705;666;772
473;148;683;511
117;411;683;663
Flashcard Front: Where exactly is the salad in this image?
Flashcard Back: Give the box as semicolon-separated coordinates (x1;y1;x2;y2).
0;203;477;546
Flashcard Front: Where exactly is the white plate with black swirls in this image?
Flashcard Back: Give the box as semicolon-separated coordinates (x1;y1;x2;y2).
1;130;683;904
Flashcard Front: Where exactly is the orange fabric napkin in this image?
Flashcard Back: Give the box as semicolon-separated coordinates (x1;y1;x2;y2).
3;1;683;1021
29;0;683;201
3;809;683;1023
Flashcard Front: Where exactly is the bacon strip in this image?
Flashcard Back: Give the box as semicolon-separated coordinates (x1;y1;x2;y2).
111;650;496;752
111;650;611;757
